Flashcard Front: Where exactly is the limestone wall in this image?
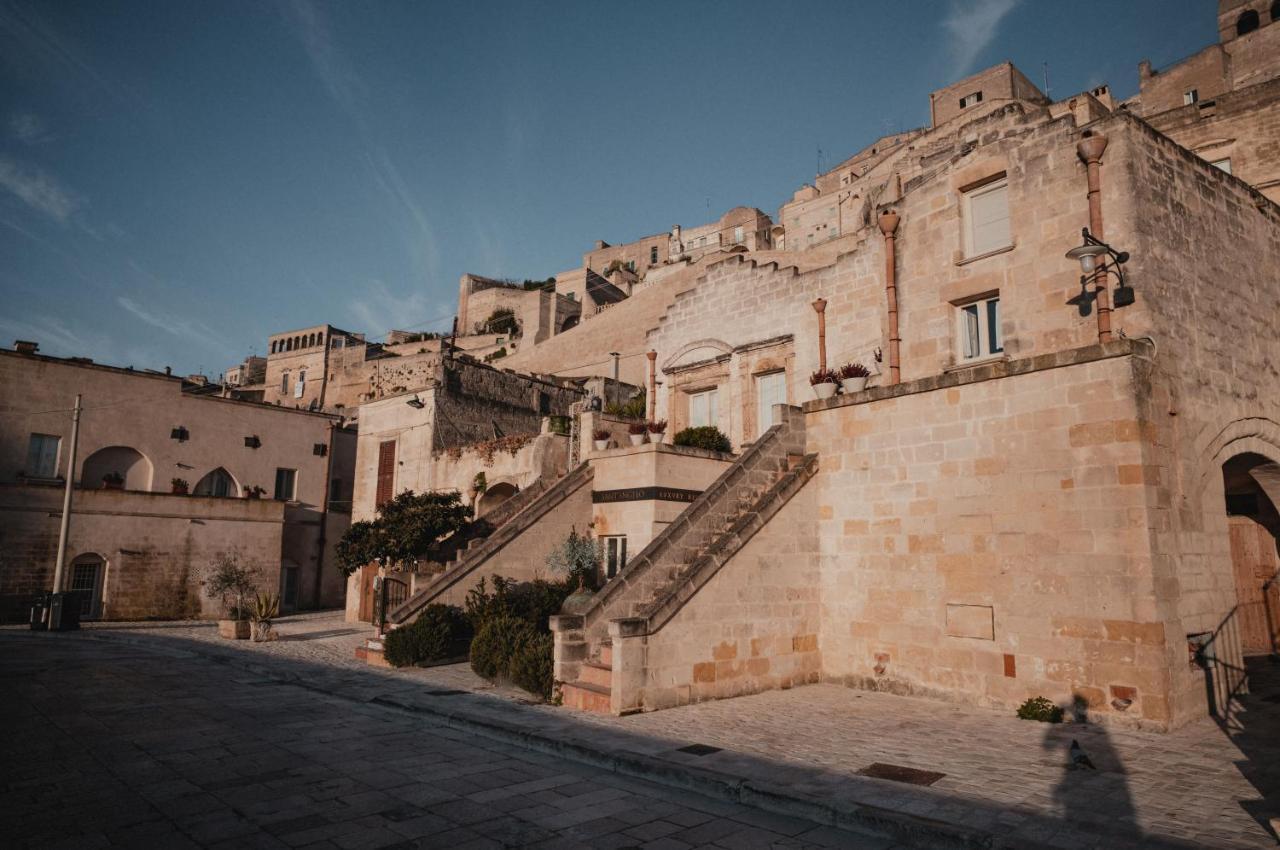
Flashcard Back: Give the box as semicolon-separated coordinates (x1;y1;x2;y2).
809;347;1167;726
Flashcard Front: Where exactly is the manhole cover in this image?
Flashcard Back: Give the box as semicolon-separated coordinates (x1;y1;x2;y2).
427;689;468;696
676;743;722;756
857;762;946;786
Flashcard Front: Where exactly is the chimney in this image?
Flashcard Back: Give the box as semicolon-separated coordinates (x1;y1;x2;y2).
14;340;38;354
1138;60;1153;80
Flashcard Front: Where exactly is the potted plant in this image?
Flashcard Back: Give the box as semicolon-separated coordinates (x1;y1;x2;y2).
204;555;258;639
171;477;189;495
838;362;871;394
592;428;611;452
627;421;648;446
809;368;839;400
250;592;280;642
244;485;265;500
647;419;668;443
101;471;125;490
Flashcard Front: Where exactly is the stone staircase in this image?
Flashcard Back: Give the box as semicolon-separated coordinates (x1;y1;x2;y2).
555;405;816;714
386;462;594;627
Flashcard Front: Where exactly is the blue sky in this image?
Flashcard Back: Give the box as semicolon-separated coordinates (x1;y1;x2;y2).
0;0;1215;376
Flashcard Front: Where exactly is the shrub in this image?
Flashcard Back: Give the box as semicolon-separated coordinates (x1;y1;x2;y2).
510;631;555;701
470;615;536;680
809;368;838;386
545;529;601;592
203;555;259;618
464;575;581;634
673;426;731;453
1016;696;1064;723
384;604;473;668
838;362;870;379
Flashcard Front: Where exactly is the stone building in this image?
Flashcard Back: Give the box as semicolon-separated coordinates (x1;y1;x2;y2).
1125;0;1280;202
0;344;355;621
369;28;1280;737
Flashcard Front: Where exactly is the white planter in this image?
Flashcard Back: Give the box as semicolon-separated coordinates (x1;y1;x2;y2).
593;439;609;451
813;382;838;400
840;376;868;394
650;432;666;444
629;434;646;446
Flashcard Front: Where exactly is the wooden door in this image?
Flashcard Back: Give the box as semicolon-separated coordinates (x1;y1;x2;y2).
1228;516;1280;654
357;563;377;623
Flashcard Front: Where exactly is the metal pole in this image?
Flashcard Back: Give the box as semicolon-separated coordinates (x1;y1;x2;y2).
1077;132;1112;343
52;394;82;594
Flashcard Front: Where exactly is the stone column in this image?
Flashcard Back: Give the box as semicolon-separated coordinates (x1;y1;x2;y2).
549;614;587;687
646;350;658;421
878;210;902;385
609;618;649;716
811;298;828;372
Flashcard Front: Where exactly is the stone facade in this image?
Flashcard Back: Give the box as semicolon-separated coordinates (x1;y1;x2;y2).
0;348;354;620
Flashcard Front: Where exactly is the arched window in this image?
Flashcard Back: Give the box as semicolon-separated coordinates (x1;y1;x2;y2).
270;341;277;354
310;333;318;346
1237;8;1260;34
193;467;238;497
82;446;152;490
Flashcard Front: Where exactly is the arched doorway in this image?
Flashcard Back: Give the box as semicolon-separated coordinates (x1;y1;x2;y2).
1223;453;1280;656
476;482;519;517
82;446;152;491
194;467;239;498
69;553;107;619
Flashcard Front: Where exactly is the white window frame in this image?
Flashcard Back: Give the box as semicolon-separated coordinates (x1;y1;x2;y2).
295;369;306;398
603;535;627;580
733;225;744;244
959;90;983;108
1210;157;1232;174
687;388;718;429
955;295;1003;363
1184;89;1199;105
26;433;61;478
962;177;1011;258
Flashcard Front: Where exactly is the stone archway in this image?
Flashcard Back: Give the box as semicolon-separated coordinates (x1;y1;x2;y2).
476;481;519;517
81;446;152;491
1222;453;1280;656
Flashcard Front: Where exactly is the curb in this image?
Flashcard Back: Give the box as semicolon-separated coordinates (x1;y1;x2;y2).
73;631;1037;850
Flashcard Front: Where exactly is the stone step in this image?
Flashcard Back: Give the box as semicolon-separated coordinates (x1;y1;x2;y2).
578;661;612;689
560;680;612;714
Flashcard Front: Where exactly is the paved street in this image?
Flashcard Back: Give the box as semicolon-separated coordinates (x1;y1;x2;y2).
0;627;898;850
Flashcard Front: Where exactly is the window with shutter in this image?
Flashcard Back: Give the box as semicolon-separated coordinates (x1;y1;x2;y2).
688;389;718;428
964;179;1011;257
376;440;396;508
755;372;786;435
26;434;60;478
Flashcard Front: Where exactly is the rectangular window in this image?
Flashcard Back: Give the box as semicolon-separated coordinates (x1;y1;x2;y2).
650;245;658;265
26;433;60;478
755;371;786;435
964;178;1011;257
274;468;297;501
376;440;396;508
1184;89;1199;105
733;225;744;243
959;90;983;108
957;296;1003;362
603;536;627;580
281;372;290;394
688;388;718;429
1211;157;1232;174
294;369;306;398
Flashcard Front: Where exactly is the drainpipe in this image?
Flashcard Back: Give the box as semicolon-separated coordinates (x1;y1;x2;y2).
811;298;828;372
1077;131;1112;343
878;210;902;385
313;419;336;609
51;394;83;596
646;350;657;420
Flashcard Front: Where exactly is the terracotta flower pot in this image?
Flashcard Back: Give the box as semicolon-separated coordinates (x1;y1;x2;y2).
813;382;837;400
218;619;250;640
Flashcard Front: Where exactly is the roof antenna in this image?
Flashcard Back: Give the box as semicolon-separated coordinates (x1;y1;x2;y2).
1043;61;1051;99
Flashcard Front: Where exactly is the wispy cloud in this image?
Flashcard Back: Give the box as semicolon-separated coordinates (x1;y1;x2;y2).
116;295;229;353
0;154;80;222
364;149;439;277
346;279;445;339
942;0;1020;78
9;111;51;144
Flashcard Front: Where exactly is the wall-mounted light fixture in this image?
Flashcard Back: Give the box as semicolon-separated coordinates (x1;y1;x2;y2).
1065;227;1135;313
405;394;425;409
244;435;261;449
170;426;189;442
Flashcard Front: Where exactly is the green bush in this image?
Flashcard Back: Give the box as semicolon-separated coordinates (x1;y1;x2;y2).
1016;696;1064;723
510;631;555;701
673;426;731;453
470;615;536;681
383;604;472;668
464;575;581;634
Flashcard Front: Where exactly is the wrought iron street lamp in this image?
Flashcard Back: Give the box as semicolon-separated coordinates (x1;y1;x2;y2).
1065;227;1135;312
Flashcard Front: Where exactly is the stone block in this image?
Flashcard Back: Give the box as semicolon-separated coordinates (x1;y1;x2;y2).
945;604;995;640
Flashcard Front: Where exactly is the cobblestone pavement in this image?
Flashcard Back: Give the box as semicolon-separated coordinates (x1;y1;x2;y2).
0;627;901;850
14;614;1277;849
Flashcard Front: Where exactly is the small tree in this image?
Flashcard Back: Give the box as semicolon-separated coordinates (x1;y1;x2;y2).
545;528;600;590
335;491;470;577
203;555;259;619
